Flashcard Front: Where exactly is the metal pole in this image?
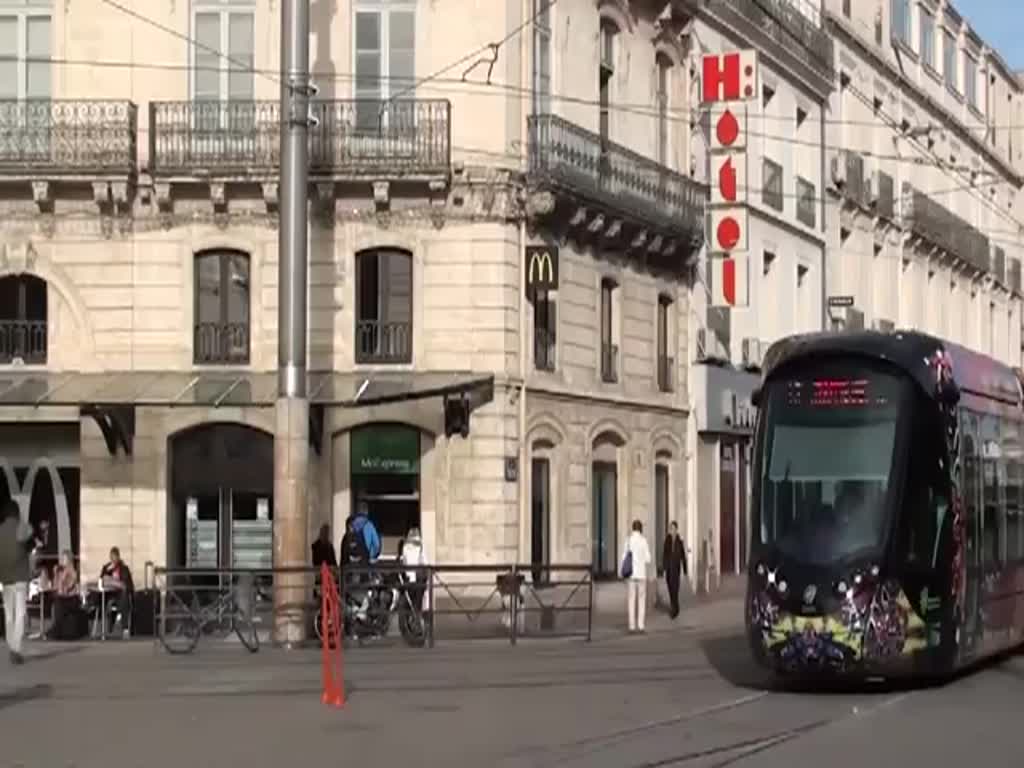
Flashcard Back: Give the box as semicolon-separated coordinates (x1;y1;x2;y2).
273;0;311;647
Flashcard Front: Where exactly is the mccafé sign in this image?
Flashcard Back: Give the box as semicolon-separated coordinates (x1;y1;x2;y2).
525;245;559;298
701;50;758;308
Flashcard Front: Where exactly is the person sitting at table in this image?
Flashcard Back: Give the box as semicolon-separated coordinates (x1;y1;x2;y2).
90;547;134;638
48;550;85;640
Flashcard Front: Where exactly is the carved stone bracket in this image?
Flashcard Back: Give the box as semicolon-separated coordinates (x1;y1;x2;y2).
154;182;172;214
604;219;622;239
525;190;556;217
110;181;130;210
428;178;448;207
92;181;110;208
1;241;38;274
373;180;390;210
587;214;606;234
647;234;664;253
261;182;279;214
662;239;677;256
31;181;51;213
631;230;648;250
210;182;226;211
568;207;588;227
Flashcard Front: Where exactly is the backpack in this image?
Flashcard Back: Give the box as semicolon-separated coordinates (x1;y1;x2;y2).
344;529;370;564
352;515;381;561
620;549;633;579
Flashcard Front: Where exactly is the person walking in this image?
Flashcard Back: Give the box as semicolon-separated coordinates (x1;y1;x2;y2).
622;519;652;634
662;521;687;620
0;499;34;664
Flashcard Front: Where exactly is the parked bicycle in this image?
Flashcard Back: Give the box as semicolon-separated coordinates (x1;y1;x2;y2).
159;573;260;655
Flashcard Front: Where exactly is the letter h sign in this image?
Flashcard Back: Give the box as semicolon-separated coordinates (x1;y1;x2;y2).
701;51;758;104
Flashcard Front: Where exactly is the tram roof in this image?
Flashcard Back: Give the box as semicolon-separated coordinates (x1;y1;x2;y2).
761;330;1023;407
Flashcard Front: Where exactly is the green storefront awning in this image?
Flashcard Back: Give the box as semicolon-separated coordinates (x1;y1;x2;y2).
351;424;420;475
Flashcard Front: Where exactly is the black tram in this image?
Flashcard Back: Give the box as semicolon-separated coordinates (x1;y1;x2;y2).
746;330;1024;679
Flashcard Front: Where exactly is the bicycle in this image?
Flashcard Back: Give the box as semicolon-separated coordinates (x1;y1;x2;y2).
159;574;260;655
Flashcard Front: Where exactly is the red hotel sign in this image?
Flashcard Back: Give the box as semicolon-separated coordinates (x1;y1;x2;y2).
701;50;758;308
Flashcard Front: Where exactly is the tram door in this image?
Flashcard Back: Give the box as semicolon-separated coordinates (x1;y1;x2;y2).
961;412;982;653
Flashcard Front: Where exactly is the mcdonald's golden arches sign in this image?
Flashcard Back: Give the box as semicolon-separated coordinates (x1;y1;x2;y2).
525;245;558;296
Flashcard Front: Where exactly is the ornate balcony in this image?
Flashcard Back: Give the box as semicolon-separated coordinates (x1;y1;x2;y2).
902;183;991;274
0;100;137;179
677;0;834;98
0;319;47;365
527;114;707;266
149;99;451;182
355;320;412;365
193;322;250;365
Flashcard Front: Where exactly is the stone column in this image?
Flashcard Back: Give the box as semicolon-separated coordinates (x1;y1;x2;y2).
273;396;309;645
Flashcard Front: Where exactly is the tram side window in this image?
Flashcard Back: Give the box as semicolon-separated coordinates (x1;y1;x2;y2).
903;408;942;568
961;414;980;558
1003;420;1023;563
980;413;1003;568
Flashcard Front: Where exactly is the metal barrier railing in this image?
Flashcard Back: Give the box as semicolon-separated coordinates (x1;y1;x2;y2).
150;562;594;652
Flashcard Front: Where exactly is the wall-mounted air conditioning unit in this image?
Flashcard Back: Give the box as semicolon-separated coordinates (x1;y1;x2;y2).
830;154;847;187
873;318;895;333
696;328;729;363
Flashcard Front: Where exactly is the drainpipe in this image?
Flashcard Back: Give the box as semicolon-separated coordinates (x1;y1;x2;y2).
519;0;530;569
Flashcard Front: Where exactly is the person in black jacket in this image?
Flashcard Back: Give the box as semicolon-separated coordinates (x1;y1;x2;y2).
311;524;337;568
662;521;687;620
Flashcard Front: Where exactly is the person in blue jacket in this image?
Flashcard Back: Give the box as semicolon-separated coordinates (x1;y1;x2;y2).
352;500;381;561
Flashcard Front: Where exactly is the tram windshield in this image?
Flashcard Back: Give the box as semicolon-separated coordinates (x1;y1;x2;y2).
758;362;911;566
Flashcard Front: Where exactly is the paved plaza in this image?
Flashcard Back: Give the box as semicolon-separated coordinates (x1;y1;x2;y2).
0;596;1020;767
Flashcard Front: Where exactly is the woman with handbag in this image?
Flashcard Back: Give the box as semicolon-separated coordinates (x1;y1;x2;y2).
621;520;651;634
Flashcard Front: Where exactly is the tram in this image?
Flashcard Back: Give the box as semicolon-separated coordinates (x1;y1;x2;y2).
746;329;1024;680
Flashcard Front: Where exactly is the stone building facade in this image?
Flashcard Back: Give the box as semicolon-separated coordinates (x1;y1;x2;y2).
0;0;703;595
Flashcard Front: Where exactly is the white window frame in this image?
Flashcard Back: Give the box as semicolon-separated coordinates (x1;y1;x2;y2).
0;0;52;101
943;27;958;92
965;53;978;110
891;0;911;47
189;0;255;103
919;6;934;70
655;55;671;167
532;0;552;116
352;0;417;102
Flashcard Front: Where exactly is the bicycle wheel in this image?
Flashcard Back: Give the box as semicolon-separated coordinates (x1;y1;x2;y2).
233;614;260;653
160;616;201;655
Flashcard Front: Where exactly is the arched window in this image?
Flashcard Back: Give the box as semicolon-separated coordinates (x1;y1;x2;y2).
655;54;672;166
193;249;250;364
355;247;413;364
0;274;48;364
592;429;625;577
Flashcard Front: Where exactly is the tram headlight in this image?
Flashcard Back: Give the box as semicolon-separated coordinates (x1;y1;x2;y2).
756;563;766;577
778;579;788;594
837;580;848;594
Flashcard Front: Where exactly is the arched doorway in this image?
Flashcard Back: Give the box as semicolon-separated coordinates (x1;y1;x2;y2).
167;423;273;569
349;423;421;556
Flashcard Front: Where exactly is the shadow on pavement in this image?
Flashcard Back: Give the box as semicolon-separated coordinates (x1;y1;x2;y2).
0;684;52;711
701;631;775;691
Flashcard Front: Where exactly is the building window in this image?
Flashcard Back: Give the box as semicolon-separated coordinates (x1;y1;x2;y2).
531;454;551;584
355;247;413;364
193;249;251;365
192;1;254;131
762;157;783;211
944;29;958;92
656;54;671;166
354;0;416;132
534;290;557;371
842;0;851;18
656;294;673;392
796;176;816;228
0;1;50;101
592;460;617;578
654;462;669;574
965;55;978;110
532;0;551;115
600;277;618;383
920;8;935;70
599;20;616;150
891;0;910;47
0;274;47;364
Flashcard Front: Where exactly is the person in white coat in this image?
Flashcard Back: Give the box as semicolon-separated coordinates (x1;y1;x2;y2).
623;519;652;633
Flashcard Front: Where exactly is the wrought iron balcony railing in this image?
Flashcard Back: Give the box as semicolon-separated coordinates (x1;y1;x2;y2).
685;0;834;96
0;100;137;175
0;319;47;364
149;99;451;177
601;342;619;383
194;322;250;365
902;183;991;274
534;328;556;371
528;114;707;241
657;354;674;393
356;320;412;364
